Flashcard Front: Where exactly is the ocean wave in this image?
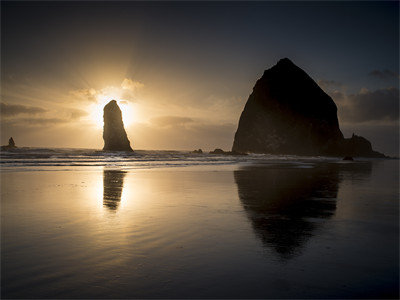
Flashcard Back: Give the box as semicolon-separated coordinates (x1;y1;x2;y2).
0;147;340;170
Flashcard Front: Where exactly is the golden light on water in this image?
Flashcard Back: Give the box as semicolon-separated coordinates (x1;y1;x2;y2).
88;168;156;215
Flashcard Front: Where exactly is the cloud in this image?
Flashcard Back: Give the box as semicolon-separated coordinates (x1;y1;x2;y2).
368;69;399;80
70;78;144;103
1;102;47;116
151;116;194;127
120;79;144;101
317;79;342;89
68;108;88;120
70;88;98;102
5;117;69;126
2;104;88;128
339;87;399;123
121;78;144;91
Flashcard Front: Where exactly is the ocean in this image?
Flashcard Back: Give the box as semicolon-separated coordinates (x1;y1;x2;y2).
1;148;398;298
0;147;335;170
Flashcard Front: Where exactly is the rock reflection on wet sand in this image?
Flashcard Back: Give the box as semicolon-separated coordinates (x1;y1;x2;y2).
103;170;126;211
234;162;372;260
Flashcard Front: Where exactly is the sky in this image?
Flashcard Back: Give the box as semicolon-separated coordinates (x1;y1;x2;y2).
1;1;399;155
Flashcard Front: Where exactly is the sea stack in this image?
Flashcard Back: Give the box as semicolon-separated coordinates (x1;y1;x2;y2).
8;137;15;147
103;100;133;152
232;58;385;157
1;137;17;151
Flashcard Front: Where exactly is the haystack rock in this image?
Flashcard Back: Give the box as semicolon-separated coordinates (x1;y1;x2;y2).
232;58;385;157
103;100;133;152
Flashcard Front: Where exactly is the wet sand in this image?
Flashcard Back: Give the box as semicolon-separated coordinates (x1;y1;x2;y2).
1;160;398;298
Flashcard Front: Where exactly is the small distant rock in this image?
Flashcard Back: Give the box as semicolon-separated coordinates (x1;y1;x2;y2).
343;156;354;161
8;137;15;147
340;134;385;158
210;148;225;154
192;149;203;154
1;137;17;151
209;148;247;156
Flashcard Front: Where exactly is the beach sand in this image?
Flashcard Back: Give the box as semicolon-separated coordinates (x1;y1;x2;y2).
1;160;398;298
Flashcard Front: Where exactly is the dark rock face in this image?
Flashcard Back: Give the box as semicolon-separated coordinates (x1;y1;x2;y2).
232;58;385;157
8;137;15;147
210;148;225;154
1;137;17;151
342;134;385;158
209;148;247;155
103;100;133;152
343;156;354;161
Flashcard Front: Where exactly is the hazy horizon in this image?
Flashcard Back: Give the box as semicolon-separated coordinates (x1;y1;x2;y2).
1;1;399;156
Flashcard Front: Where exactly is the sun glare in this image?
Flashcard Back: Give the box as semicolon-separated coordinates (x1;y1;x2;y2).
89;97;136;128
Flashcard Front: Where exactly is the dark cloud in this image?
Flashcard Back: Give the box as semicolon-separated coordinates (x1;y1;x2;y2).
317;80;342;89
5;118;69;126
368;69;399;80
340;87;399;123
1;102;47;116
1;107;88;127
151;116;194;127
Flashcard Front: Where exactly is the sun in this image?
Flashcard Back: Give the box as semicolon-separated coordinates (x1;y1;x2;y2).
84;83;139;128
89;97;136;128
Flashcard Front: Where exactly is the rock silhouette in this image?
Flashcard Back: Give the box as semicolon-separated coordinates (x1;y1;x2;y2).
232;58;385;157
343;156;354;161
210;148;225;154
1;137;17;151
209;148;247;155
103;100;133;152
8;137;15;147
342;133;384;157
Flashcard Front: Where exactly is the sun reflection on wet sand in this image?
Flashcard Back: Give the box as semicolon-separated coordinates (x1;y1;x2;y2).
103;170;126;211
1;162;398;298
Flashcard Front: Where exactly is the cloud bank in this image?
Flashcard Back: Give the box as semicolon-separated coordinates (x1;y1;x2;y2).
368;69;399;80
338;87;399;123
151;116;194;127
1;102;47;116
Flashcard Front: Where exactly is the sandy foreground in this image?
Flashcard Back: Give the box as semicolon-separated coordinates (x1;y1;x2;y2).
1;160;398;298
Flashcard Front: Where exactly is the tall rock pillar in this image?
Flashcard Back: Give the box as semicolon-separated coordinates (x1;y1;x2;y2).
103;100;133;152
